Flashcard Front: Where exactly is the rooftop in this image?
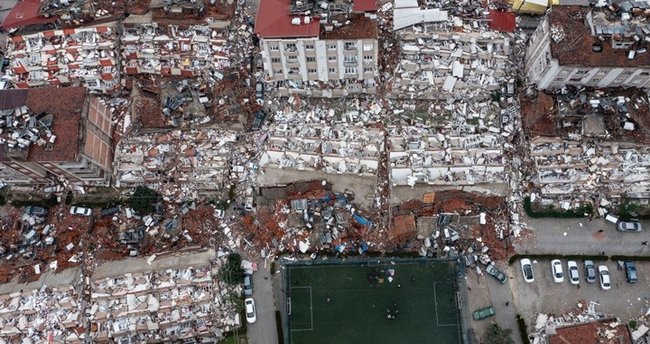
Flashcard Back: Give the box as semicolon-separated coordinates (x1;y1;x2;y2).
0;0;57;30
0;87;85;162
319;14;378;39
549;6;650;67
254;0;321;38
548;320;633;344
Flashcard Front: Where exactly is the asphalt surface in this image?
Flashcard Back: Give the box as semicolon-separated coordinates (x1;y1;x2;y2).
247;260;279;344
515;215;649;256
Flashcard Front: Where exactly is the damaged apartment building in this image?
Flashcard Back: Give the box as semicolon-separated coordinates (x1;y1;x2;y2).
121;13;230;80
0;87;114;187
5;23;120;93
527;90;650;202
387;0;515;99
525;4;650;90
254;0;379;96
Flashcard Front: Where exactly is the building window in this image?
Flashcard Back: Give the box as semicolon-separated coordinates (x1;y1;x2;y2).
329;68;336;73
271;57;281;63
591;78;600;82
345;42;357;50
345;66;357;74
344;55;357;63
621;70;633;76
306;57;316;63
640;72;650;76
327;43;337;50
363;55;373;61
285;43;297;51
328;56;336;62
364;67;373;72
269;44;280;51
274;69;283;74
308;68;317;73
305;44;314;50
287;55;298;63
289;67;299;74
574;70;589;75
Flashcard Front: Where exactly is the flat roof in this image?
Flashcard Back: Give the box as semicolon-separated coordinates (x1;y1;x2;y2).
320;14;378;40
0;87;85;162
549;6;650;67
254;0;321;38
0;0;57;29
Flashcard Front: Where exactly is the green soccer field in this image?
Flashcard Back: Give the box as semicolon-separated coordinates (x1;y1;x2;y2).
284;259;462;344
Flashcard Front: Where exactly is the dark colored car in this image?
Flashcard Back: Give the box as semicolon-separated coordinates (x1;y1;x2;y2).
24;206;48;217
485;264;508;284
243;273;253;296
624;261;638;283
100;206;120;217
251;110;266;131
472;306;496;321
584;260;596;283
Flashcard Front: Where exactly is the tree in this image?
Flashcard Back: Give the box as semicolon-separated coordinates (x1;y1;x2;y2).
485;323;514;344
219;253;245;285
127;186;161;215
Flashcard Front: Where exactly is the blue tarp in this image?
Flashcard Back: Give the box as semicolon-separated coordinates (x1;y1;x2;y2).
353;214;372;226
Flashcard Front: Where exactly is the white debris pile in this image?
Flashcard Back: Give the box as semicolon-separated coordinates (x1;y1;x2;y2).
0;285;82;342
389;10;515;100
5;24;119;93
0;105;55;157
88;262;240;342
114;129;238;201
260;125;383;176
121;19;230;81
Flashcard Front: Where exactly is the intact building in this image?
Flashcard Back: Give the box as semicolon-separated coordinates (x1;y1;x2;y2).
0;87;114;186
526;5;650;90
254;0;379;97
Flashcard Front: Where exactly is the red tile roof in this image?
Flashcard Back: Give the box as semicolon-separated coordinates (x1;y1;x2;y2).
488;11;516;33
254;0;321;38
0;0;57;29
353;0;377;12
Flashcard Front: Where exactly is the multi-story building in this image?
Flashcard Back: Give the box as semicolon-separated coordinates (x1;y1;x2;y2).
5;23;119;93
0;87;114;187
254;0;379;96
526;5;650;90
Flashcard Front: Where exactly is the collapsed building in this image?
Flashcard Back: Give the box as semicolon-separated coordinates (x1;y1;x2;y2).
387;0;516;99
5;23;120;93
525;5;650;90
0;87;114;187
121;13;230;79
254;0;379;96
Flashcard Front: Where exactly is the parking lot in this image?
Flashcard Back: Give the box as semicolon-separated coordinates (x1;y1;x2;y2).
510;258;650;327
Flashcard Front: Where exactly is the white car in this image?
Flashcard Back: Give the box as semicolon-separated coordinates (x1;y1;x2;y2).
520;258;534;283
245;298;257;323
551;259;564;283
598;265;611;290
69;206;93;217
567;260;579;285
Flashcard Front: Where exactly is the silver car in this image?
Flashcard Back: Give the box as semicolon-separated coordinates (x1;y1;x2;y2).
617;221;642;232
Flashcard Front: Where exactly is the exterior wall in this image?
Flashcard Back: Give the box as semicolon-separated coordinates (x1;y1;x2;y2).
83;96;114;172
260;37;378;95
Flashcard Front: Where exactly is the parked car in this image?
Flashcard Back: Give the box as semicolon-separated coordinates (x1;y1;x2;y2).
100;206;120;217
584;260;596;283
624;261;638;283
215;209;225;219
598;265;611;290
485;264;508;284
520;258;534;283
24;206;48;217
245;298;257;323
472;306;496;321
251;110;266;131
617;221;642;232
567;260;579;285
243;273;254;296
69;206;93;217
551;259;564;283
255;81;264;99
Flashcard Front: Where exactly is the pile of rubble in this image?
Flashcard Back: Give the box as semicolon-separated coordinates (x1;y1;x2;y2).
5;24;119;93
0;105;55;159
122;17;230;79
89;264;240;343
114;129;238;199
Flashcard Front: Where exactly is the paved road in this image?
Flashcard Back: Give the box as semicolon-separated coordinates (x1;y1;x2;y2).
247;260;279;344
487;264;522;344
515;215;649;256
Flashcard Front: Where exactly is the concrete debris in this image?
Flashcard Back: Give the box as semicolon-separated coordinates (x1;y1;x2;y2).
5;24;120;93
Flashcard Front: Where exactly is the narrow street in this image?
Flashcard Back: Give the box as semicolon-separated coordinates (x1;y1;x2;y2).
247;260;279;344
